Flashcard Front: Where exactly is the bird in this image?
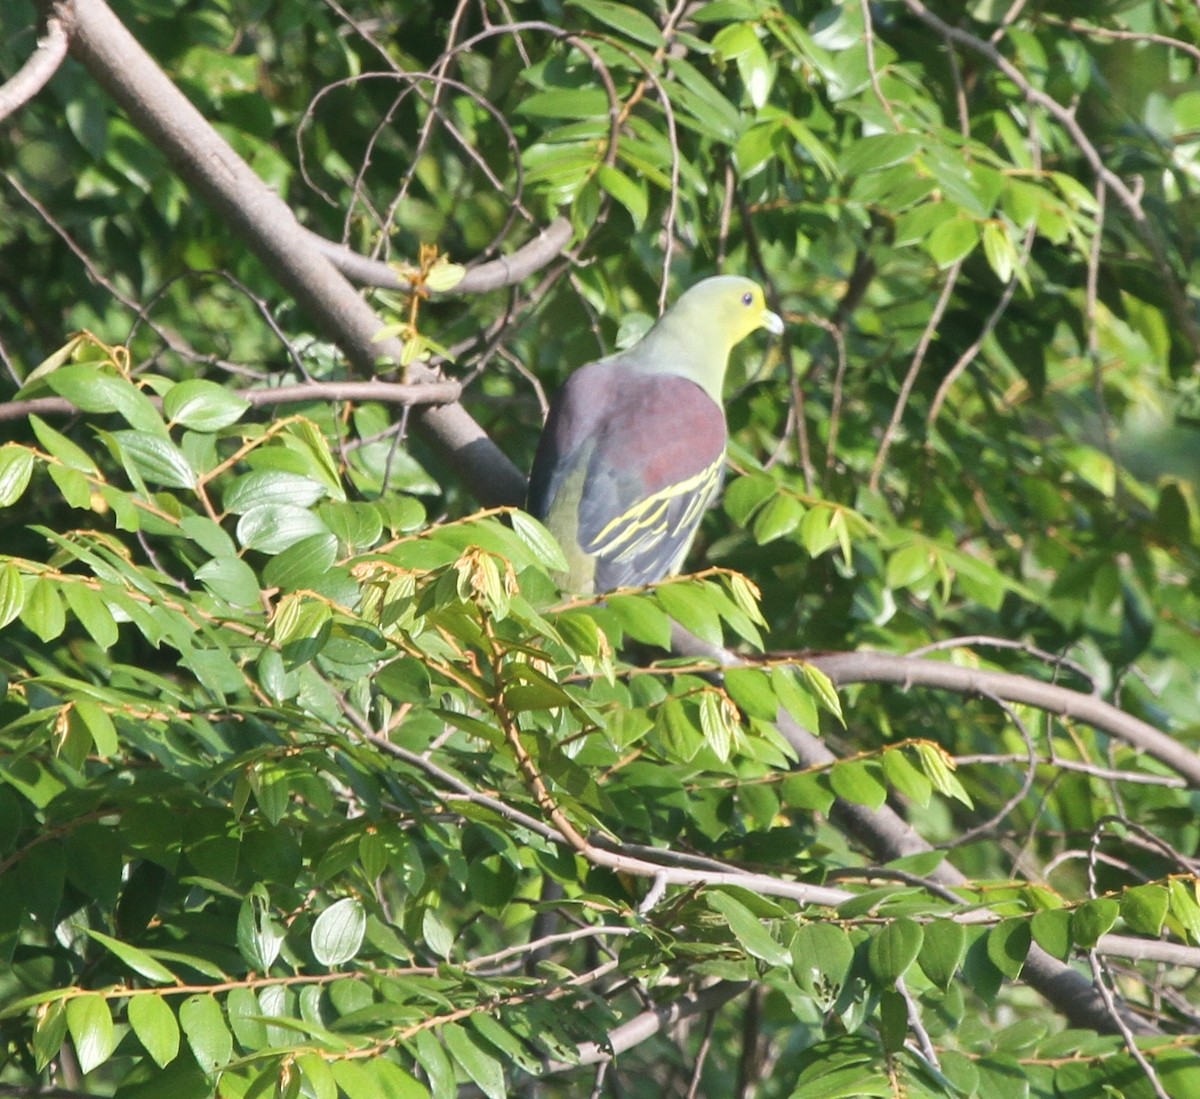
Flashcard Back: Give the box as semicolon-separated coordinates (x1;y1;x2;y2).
527;275;784;594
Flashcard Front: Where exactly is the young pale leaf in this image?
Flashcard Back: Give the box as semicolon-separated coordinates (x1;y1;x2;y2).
0;446;35;507
312;897;367;966
179;993;233;1074
706;890;790;966
0;562;25;629
66;994;115;1075
127;994;180;1068
698;689;735;763
799;662;844;725
510;510;568;572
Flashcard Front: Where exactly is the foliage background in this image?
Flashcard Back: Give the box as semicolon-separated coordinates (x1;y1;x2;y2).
2;0;1200;1096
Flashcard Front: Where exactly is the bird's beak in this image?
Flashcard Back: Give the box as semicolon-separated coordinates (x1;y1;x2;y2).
762;309;784;336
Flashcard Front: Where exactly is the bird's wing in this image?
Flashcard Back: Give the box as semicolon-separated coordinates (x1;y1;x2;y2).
576;374;726;591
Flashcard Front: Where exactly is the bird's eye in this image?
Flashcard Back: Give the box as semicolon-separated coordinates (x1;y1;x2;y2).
741;291;754;306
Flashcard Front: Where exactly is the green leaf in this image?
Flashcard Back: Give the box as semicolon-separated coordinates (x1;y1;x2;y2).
607;593;672;648
595;165;648;228
1121;884;1169;937
885;541;933;590
163;379;250;432
195;555;262;609
414;1028;456;1099
0;445;35;507
655;580;723;645
46;365;165;434
66;994;115;1075
72;699;118;758
311;896;367;966
881;748;931;807
30;415;98;472
987;917;1032;978
0;561;25;628
926;214;979;267
751;493;804;543
829;759;886;809
799;663;844;725
442;1022;506;1099
656;695;704;762
223;470;329;514
724;667;778;721
1030;908;1072;961
179;993;233;1074
298;1053;339;1099
62;582;120;649
127;994;180;1068
917;918;966;991
237;888;285;971
33;1000;68;1072
838;132;923;176
82;927;176;983
570;0;663;46
868;917;923;985
707;890;790;966
1070;898;1119;950
792;922;855;1009
332;1060;383;1099
112;429;196;489
510;510;569;572
237;504;331;554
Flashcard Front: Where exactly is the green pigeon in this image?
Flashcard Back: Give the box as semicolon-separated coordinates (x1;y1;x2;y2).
528;276;784;594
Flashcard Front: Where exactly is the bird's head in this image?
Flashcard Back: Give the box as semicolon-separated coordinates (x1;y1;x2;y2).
640;275;784;401
675;276;785;347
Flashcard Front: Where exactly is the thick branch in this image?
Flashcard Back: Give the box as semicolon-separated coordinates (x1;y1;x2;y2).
308;217;573;294
669;625;1158;1036
0;6;69;124
55;0;527;507
809;650;1200;789
540;982;749;1074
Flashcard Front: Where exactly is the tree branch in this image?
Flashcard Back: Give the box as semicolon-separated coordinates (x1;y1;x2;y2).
668;624;1160;1036
0;378;464;423
54;0;527;507
808;650;1200;789
307;216;573;294
0;5;69;124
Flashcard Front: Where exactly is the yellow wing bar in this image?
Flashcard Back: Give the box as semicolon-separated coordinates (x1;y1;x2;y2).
584;453;724;562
